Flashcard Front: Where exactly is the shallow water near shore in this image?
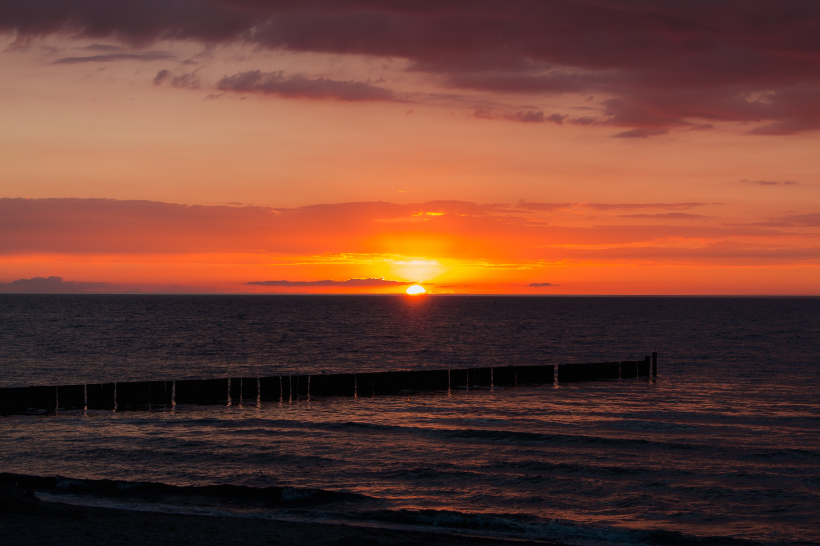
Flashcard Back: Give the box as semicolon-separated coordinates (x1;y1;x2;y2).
1;295;819;545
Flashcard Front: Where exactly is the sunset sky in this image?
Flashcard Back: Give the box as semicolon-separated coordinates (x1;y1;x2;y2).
1;1;819;294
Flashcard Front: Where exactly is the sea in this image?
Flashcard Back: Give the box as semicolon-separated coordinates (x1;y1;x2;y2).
1;295;818;545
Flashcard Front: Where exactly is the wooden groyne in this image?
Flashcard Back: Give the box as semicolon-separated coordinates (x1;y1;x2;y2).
0;353;657;414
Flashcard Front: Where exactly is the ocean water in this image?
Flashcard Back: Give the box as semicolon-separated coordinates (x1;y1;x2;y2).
1;295;818;545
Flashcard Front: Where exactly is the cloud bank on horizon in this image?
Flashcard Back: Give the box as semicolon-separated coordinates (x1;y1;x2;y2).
0;275;417;293
248;278;413;287
0;276;115;293
1;197;818;294
4;197;816;263
2;0;820;135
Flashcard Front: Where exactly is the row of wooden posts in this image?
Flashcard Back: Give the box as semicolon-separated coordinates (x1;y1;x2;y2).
0;353;657;414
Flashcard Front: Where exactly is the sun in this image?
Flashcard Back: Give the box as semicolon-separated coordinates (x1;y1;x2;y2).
405;284;426;295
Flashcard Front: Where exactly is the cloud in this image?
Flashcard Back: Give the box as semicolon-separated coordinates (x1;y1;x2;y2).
474;109;571;124
724;221;795;228
216;70;396;101
583;202;712;211
506;111;555;123
501;111;565;124
749;120;817;136
516;201;714;212
740;179;799;186
618;213;711;220
3;2;820;133
0;276;114;293
82;43;125;52
547;243;820;264
0;198;815;267
516;202;574;211
153;69;170;84
778;213;820;226
52;51;176;64
613;128;669;139
247;278;413;287
529;282;558;287
154;69;201;88
568;116;597;126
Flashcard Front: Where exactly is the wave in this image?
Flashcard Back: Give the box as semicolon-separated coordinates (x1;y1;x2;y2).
170;417;809;465
352;508;763;546
0;472;367;507
743;448;820;461
433;428;697;450
483;458;672;477
246;418;700;451
0;472;777;546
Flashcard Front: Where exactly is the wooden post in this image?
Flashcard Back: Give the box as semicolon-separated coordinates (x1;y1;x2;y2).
652;352;657;376
638;357;650;377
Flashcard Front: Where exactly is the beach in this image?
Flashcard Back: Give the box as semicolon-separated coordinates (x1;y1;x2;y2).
1;484;550;546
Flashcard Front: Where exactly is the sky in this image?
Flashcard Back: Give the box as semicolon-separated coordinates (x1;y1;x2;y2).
1;1;819;294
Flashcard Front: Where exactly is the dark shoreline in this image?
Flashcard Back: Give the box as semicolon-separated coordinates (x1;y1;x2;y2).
1;494;557;546
1;481;770;546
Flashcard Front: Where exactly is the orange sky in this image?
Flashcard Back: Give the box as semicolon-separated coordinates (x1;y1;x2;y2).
1;2;819;294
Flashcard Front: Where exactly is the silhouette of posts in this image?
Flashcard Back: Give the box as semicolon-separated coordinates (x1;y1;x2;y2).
621;361;638;378
0;354;658;414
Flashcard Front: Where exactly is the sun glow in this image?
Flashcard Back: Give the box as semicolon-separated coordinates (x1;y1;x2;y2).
406;284;426;295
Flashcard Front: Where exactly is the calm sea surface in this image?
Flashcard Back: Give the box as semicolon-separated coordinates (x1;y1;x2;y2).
1;295;818;545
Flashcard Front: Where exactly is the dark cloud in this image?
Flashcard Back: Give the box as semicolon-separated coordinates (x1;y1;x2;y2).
83;43;125;51
516;202;574;211
689;124;715;131
153;68;170;84
505;110;546;123
779;213;820;226
0;276;114;293
154;69;201;88
568;116;596;126
170;71;201;88
618;213;711;220
247;278;412;287
741;179;799;186
529;282;557;287
724;221;795;228
516;202;714;212
474;109;578;124
2;1;819;132
613;128;669;138
52;51;176;64
584;202;712;211
503;110;560;123
216;70;396;101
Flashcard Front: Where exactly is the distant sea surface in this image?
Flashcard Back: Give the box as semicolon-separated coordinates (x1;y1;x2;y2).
1;295;818;545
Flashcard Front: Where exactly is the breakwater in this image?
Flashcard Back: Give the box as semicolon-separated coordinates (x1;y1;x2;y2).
0;353;656;414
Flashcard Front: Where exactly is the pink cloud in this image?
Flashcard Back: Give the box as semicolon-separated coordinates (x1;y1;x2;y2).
0;198;816;266
216;71;396;102
3;1;820;132
248;278;413;287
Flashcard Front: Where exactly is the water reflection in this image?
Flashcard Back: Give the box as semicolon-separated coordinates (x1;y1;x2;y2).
1;373;817;545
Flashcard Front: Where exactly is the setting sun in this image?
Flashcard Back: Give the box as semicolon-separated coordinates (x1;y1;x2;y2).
406;285;426;295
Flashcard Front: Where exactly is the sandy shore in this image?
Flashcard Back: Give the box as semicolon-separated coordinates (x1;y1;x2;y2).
0;484;553;546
